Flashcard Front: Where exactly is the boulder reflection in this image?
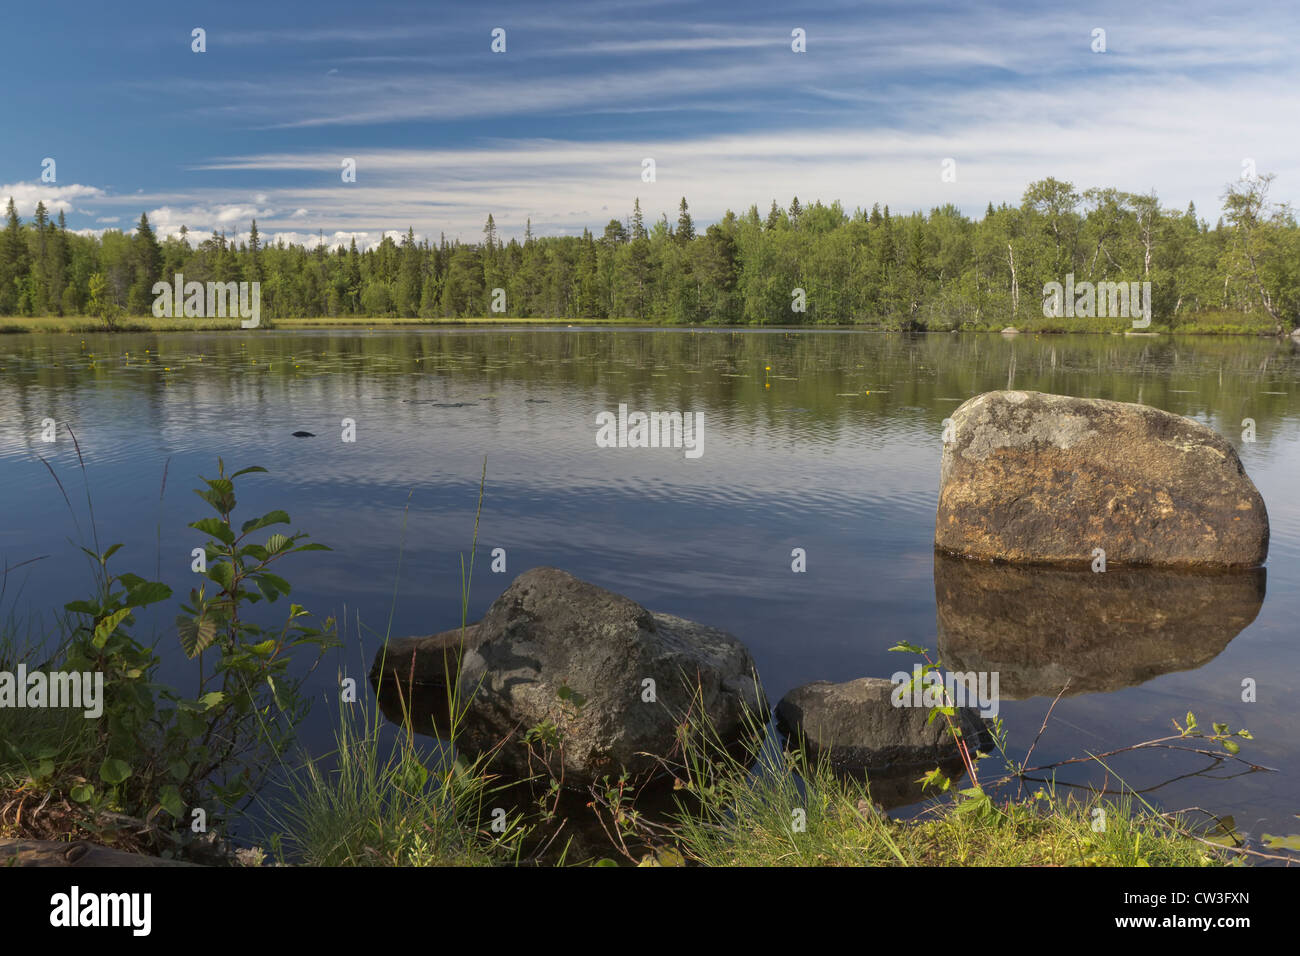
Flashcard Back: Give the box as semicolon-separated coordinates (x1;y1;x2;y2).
935;552;1265;699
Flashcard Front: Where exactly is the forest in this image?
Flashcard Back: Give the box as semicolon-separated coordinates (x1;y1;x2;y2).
1;175;1296;330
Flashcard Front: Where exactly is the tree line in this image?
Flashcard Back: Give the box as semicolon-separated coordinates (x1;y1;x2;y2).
1;175;1296;329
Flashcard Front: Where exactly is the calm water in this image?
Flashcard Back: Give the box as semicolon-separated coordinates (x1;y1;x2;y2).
2;328;1298;849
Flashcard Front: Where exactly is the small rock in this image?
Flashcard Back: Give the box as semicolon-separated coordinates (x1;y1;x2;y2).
775;677;987;777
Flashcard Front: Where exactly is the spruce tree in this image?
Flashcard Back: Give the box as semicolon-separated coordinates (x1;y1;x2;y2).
766;200;783;231
248;219;262;282
676;197;695;243
631;199;646;240
0;198;27;314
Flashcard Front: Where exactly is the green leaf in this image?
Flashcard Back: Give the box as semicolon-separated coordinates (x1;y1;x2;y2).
64;599;99;615
92;608;132;648
168;759;189;781
292;542;331;552
102;543;124;562
207;561;235;590
1222;739;1240;755
257;572;291;600
888;641;927;655
125;581;172;607
195;479;236;514
159;785;184;819
99;757;132;785
229;466;269;479
242;510;290;534
189;516;236;546
198;691;225;710
247;639;276;657
177;615;219;658
70;783;95;803
265;533;290;554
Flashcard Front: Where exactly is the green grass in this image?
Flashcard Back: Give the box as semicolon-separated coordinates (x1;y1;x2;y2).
575;685;1237;868
669;757;1226;867
261;461;535;867
260;678;520;867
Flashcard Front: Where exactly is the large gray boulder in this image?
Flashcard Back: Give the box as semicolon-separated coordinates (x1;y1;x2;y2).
774;678;987;778
371;568;763;787
936;390;1268;567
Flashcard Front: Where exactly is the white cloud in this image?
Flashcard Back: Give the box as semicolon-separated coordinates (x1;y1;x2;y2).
0;182;106;218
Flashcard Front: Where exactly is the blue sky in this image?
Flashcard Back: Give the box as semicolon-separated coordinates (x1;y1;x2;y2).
2;0;1297;248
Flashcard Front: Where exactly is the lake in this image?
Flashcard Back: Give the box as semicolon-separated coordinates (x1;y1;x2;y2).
1;328;1297;852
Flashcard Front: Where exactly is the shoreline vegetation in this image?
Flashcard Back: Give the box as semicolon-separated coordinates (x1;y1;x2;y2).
2;457;1294;868
0;309;1287;336
1;174;1297;337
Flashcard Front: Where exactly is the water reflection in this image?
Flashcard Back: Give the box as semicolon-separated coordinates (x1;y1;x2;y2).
934;551;1266;699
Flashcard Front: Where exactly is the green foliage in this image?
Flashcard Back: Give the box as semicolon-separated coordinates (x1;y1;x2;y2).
1;460;336;853
2;175;1297;329
87;272;123;331
170;459;338;813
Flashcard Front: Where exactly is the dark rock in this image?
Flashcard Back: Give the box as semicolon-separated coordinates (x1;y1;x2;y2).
371;568;763;787
775;677;988;778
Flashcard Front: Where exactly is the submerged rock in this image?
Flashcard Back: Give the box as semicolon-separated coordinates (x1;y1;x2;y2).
371;567;763;787
935;390;1268;567
774;677;987;778
934;552;1264;698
